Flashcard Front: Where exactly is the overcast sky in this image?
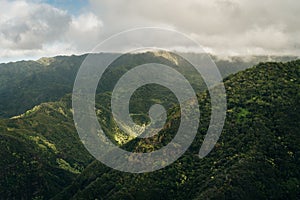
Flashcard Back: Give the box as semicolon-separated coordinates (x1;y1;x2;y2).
1;0;300;62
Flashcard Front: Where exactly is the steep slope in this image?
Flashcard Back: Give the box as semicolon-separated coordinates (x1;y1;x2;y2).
0;55;86;117
1;53;296;118
54;60;300;199
0;96;93;199
0;58;299;199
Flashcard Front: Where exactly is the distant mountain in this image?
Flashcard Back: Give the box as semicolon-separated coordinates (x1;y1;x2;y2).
0;55;86;117
0;59;299;199
0;53;297;118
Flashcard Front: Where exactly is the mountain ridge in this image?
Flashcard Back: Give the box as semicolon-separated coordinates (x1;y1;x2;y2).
0;59;299;199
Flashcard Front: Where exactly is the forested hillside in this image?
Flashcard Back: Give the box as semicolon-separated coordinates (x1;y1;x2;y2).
0;59;299;199
53;60;300;200
0;53;296;118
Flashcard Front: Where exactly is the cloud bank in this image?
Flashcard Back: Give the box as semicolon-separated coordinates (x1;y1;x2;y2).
1;0;300;62
90;0;300;56
0;0;102;62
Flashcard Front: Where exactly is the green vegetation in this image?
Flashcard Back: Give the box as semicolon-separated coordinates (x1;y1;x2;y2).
0;96;93;199
0;54;299;199
0;55;86;117
52;60;299;200
1;53;295;118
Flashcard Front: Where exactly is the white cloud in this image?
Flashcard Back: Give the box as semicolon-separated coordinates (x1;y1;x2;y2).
66;13;103;50
1;0;300;62
0;0;103;62
0;1;70;50
89;0;300;56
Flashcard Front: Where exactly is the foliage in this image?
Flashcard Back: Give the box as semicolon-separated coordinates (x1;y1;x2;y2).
0;55;299;199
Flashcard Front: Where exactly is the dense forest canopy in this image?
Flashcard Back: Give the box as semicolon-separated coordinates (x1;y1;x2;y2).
0;54;299;199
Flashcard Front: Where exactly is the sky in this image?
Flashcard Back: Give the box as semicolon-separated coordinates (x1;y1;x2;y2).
42;0;88;15
0;0;300;62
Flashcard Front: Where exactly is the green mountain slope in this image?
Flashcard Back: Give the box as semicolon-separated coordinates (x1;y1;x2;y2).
0;58;299;199
0;55;86;117
0;96;93;199
54;60;300;199
1;53;296;118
